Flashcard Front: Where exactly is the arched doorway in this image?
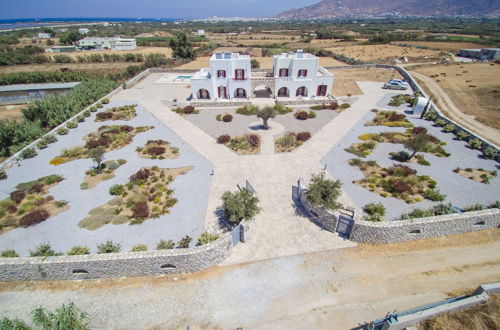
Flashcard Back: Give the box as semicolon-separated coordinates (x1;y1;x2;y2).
277;87;289;97
197;89;210;99
253;85;272;98
296;86;308;97
234;88;247;98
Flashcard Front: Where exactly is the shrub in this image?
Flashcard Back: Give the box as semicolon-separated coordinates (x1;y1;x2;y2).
10;190;26;203
400;203;456;219
363;203;386;222
83;110;91;117
96;102;103;108
216;114;222;121
297;132;311;142
340;103;350;109
96;112;113;120
42;134;57;144
67;246;90;255
156;239;175;250
412;126;427;135
197;232;219;246
273;104;292;114
177;235;192;248
101;98;109;104
132;201;149;218
468;138;482;150
130;168;151;181
245;134;260;148
217;134;231;144
423;189;446;201
109;184;124;196
276;133;297;149
30;243;59;257
221;189;261;224
90;105;97;112
308;110;316;118
20;147;37;159
464;204;485;212
483;146;498;160
97;240;121;254
0;170;6;180
295;111;309;120
147;146;166;155
307;172;342;211
390;179;411;194
57;127;69;135
416;155;430;166
19;209;50;227
1;249;19;258
424;111;437;120
37;140;48;149
443;124;455;133
456;130;469;141
222;114;233;122
435;119;446;127
183;105;195;114
236;104;258;115
228;137;251;151
130;244;148;252
66;121;78;129
76;115;85;123
392;151;411;162
388;113;405;122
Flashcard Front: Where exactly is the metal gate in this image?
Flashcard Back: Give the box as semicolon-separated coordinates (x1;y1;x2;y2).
336;215;354;238
230;223;244;246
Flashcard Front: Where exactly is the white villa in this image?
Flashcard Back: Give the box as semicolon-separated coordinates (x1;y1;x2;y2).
78;37;137;51
190;50;334;101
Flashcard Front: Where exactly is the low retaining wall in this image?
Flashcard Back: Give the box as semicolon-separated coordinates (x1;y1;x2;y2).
298;185;500;244
0;233;235;282
276;98;336;106
189;100;252;108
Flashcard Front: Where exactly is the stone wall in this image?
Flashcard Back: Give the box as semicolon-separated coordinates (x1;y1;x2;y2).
299;189;338;232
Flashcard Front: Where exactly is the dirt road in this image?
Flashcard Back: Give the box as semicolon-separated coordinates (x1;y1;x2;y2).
0;229;499;330
409;70;500;146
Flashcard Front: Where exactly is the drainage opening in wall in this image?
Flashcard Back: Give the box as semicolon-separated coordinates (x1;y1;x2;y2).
474;221;485;226
72;269;89;275
409;229;421;234
160;264;176;269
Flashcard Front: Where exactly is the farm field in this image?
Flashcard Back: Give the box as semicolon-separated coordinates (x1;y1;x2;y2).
394;41;488;51
326;44;444;63
0;62;134;74
45;46;172;60
409;62;500;141
331;67;404;96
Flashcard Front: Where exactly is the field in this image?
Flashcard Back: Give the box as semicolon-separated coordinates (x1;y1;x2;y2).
0;104;25;121
395;41;488;51
331;67;403;96
46;46;172;60
326;44;444;63
0;62;135;74
409;62;500;143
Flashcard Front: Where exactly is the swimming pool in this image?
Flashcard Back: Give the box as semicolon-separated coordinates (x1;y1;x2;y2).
176;75;192;80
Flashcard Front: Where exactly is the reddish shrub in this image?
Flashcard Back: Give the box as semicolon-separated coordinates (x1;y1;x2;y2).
183;106;195;114
245;134;260;148
297;132;311;142
390;180;411;194
130;168;151;181
147;146;166;155
120;125;133;132
222;114;233;122
327;102;338;110
96;112;113;120
296;111;309;120
147;139;164;145
7;204;17;213
19;209;50;227
98;137;112;147
217;135;231;144
412;126;428;135
10;190;25;204
388;164;417;176
86;139;100;149
132;202;149;218
388;113;406;122
29;183;44;194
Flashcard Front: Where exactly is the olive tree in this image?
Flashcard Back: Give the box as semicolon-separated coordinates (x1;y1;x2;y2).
221;189;261;224
88;147;105;172
307;172;343;211
257;105;277;129
404;133;429;159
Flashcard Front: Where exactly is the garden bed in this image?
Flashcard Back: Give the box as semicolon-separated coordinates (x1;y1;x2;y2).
453;167;497;184
50;125;153;165
348;159;445;203
274;131;311;152
388;94;415;107
95;104;137;122
79;166;192;230
80;159;127;190
136;140;179;159
217;134;260;155
364;109;413;128
0;175;68;233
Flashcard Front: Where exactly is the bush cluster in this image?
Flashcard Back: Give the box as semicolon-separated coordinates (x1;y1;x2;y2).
222;114;233;122
217;134;231;144
295;111;309;120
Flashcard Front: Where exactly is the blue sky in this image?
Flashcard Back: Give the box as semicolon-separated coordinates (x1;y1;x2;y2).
0;0;319;19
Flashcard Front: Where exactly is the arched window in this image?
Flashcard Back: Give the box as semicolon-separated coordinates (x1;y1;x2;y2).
317;85;327;96
197;89;210;99
277;87;289;97
296;86;307;97
235;88;247;98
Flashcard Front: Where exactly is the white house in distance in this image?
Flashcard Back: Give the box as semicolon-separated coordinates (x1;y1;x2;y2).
190;50;333;101
191;53;252;100
78;37;137;51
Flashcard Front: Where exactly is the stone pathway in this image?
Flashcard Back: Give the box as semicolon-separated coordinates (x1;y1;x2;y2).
247;121;284;155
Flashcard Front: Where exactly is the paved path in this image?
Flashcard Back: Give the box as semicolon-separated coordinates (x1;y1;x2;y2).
112;75;416;264
409;70;500;146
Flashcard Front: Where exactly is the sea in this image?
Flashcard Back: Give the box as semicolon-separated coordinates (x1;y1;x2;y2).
0;18;181;30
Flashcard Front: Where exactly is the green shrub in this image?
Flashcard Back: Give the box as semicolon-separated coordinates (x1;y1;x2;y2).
1;249;19;258
196;232;219;246
308;110;316;118
423;189;446;201
0;170;6;180
97;240;121;254
109;184;125;196
455;130;469;141
83;110;91;117
156;239;175;250
67;246;90;255
101;98;110;104
464;204;484;211
468;138;482;150
392;150;411;162
42;134;57;144
36;140;48;149
424;111;437;120
307;172;342;211
76;115;85;123
177;235;192;248
340;103;351;109
30;303;90;330
20;147;37;159
66;121;78;129
57;127;69;135
443;124;455;133
221;189;261;224
273;104;292;114
235;104;258;115
416;155;430;166
96;102;103;108
400;203;456;219
29;243;61;257
363;203;386;222
130;244;148;252
215;113;222;121
90;106;97;112
435;119;446;127
483;146;498;160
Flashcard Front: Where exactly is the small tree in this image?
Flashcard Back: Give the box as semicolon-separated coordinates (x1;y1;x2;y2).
251;59;260;69
169;32;196;59
177;235;192;248
363;203;386;222
31;303;90;330
404;133;429;159
221;189;261;224
307;172;343;211
88;147;105;172
257;106;277;129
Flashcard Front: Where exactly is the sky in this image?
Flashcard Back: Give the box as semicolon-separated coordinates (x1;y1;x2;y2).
0;0;319;19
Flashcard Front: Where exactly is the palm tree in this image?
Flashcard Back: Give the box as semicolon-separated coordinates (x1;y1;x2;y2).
256;105;277;129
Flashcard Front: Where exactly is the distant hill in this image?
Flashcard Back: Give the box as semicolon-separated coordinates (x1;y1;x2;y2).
276;0;500;18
